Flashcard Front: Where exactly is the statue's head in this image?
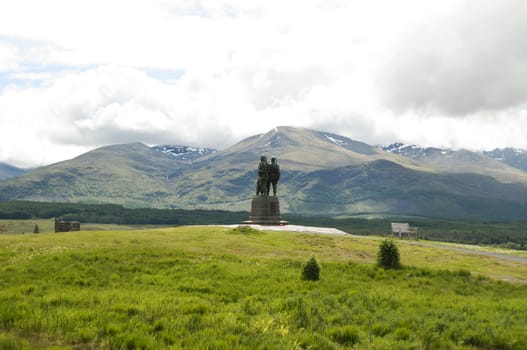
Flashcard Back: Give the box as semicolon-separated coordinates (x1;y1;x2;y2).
260;155;267;162
271;156;276;162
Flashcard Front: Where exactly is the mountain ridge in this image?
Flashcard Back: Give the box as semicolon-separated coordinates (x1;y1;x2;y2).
2;126;527;220
483;148;527;172
381;142;527;172
380;143;527;184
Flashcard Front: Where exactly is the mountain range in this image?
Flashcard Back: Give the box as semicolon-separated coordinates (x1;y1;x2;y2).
2;126;527;221
380;143;527;173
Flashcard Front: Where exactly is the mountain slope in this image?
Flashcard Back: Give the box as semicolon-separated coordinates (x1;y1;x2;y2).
381;143;527;185
484;148;527;172
286;160;527;220
2;127;527;220
0;143;187;207
204;126;425;172
161;126;434;211
0;162;27;181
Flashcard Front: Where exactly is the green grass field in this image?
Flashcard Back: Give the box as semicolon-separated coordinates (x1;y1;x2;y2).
1;226;527;349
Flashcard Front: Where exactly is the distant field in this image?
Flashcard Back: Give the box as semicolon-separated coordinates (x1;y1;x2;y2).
1;226;527;349
0;219;169;235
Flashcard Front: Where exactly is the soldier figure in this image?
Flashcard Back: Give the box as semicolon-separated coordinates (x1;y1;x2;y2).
256;155;269;195
268;156;280;196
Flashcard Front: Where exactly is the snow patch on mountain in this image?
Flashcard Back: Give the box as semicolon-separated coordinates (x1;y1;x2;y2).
325;134;348;146
153;145;216;161
264;135;280;147
380;143;456;159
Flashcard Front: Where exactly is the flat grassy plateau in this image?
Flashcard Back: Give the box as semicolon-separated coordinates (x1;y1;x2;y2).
1;226;527;349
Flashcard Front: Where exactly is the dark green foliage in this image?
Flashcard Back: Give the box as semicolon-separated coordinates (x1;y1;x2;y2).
33;224;39;234
0;201;246;225
377;239;400;269
230;226;261;235
302;257;321;281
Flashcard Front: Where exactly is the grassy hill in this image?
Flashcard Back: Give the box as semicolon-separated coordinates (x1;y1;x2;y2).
0;143;186;207
1;226;527;349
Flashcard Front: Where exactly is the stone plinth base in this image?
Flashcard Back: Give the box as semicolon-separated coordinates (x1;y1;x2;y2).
242;195;288;225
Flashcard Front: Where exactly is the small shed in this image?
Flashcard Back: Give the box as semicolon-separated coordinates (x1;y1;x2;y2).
391;222;417;239
55;219;80;232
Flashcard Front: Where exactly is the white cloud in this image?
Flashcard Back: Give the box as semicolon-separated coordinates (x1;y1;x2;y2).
378;0;527;115
0;41;19;71
1;0;527;167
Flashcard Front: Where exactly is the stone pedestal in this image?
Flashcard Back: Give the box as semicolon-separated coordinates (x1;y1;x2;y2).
243;196;288;225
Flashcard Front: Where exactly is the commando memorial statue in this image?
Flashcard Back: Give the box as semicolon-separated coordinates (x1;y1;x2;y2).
244;155;287;225
255;155;281;196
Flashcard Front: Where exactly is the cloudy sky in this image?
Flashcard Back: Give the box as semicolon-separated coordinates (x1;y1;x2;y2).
1;0;527;167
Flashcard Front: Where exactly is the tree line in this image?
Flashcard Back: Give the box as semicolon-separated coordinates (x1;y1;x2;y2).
0;201;247;225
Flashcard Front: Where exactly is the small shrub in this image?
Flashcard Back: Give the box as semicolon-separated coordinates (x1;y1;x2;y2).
302;257;320;281
230;226;260;235
33;224;39;234
377;239;400;269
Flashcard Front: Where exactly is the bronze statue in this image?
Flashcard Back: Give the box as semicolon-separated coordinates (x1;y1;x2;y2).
268;156;280;196
255;155;280;196
244;155;287;226
256;155;269;196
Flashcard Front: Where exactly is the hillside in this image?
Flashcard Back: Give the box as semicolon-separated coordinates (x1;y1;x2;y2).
381;143;527;185
285;160;527;220
0;143;185;207
2;126;527;220
1;227;526;349
0;162;27;181
484;148;527;172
